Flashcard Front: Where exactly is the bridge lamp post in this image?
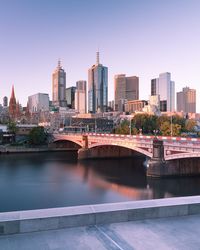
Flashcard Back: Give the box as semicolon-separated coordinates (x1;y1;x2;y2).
170;115;173;137
95;118;97;133
153;129;158;138
129;118;132;135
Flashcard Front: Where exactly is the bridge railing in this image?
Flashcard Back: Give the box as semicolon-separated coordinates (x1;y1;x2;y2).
55;132;200;144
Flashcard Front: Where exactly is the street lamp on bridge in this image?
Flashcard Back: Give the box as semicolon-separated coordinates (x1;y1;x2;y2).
170;115;173;137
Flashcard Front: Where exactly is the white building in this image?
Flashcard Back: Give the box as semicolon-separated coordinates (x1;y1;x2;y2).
28;93;49;113
151;72;175;112
75;80;87;114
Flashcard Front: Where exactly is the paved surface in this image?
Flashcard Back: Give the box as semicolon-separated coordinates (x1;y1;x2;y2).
1;214;200;250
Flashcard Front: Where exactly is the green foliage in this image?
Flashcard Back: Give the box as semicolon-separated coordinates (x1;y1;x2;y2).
185;119;197;132
8;121;18;134
114;114;192;137
115;120;130;135
159;121;181;136
132;114;158;134
28;126;47;145
159;121;171;136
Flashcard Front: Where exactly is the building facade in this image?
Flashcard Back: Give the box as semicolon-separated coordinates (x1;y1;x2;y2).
114;74;139;111
124;100;148;113
75;80;87;113
151;72;175;112
3;96;8;107
88;52;108;113
28;93;49;113
177;87;196;113
66;87;76;109
52;60;67;107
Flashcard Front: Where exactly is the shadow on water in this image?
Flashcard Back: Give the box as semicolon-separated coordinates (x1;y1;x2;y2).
148;177;200;199
79;157;147;188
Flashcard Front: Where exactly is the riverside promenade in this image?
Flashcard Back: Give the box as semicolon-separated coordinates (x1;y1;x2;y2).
1;196;200;249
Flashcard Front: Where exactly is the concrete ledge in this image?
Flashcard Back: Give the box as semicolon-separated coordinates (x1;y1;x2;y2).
1;196;200;235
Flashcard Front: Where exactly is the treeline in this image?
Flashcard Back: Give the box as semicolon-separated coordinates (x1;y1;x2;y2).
114;114;197;136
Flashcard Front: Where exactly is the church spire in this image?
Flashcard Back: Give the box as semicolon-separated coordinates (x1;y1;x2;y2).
9;85;17;121
11;85;15;99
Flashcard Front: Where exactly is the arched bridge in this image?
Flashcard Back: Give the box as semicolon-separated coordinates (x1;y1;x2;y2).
53;133;200;161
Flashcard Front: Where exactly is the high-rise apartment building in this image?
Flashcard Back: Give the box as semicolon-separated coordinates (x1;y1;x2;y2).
3;96;8;107
177;87;196;113
151;72;175;112
88;52;108;113
66;87;76;109
28;93;49;113
75;80;87;113
114;74;139;111
52;60;67;107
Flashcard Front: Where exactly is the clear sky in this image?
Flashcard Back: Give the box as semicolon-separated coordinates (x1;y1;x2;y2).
0;0;200;110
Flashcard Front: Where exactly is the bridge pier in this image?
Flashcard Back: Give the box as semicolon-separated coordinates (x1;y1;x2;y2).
147;138;167;178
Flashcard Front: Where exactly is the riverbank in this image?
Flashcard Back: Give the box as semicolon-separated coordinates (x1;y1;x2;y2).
0;195;200;235
1;214;200;249
0;145;77;153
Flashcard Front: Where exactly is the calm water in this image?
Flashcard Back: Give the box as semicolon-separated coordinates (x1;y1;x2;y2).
1;152;200;212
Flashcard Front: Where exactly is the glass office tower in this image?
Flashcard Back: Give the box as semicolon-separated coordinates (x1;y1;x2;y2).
88;52;108;113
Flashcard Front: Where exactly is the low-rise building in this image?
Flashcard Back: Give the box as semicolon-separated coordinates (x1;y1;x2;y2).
124;100;148;113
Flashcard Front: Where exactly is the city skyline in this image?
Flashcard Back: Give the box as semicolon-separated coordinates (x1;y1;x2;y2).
1;0;200;110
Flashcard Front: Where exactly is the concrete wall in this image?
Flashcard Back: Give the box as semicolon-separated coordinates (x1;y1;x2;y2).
1;196;200;235
148;158;200;177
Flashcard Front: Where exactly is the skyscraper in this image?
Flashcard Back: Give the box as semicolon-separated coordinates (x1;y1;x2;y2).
52;60;67;107
114;74;139;111
75;80;87;113
3;96;8;107
177;87;196;113
151;72;175;112
66;87;76;109
88;52;108;113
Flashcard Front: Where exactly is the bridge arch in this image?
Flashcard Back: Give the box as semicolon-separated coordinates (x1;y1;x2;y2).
88;143;152;158
166;153;200;161
53;139;82;148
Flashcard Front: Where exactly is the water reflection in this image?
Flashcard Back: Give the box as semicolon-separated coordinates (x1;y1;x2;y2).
0;152;200;212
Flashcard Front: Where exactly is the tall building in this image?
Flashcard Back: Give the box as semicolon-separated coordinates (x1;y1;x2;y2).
114;74;139;111
177;87;196;113
75;80;87;113
9;85;17;120
88;52;108;113
66;87;76;109
28;93;49;113
52;60;67;107
3;96;8;107
151;72;175;112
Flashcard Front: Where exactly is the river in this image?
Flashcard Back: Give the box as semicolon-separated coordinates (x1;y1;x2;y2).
0;152;200;212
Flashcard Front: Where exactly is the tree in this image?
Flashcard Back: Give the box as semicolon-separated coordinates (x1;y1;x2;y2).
115;120;130;134
160;121;171;136
160;121;181;136
132;114;158;134
28;126;47;145
185;119;197;132
8;121;18;134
